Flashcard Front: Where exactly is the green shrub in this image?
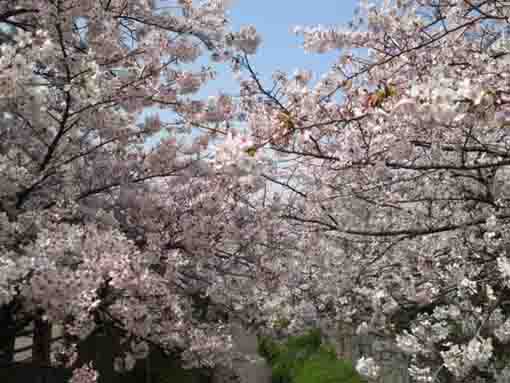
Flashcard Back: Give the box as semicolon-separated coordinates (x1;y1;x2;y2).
294;350;363;383
258;329;363;383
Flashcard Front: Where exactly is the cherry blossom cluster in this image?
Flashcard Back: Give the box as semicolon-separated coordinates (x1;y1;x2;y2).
233;0;510;382
0;0;268;379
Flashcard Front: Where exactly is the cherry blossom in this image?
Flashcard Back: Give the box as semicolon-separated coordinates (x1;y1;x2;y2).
0;0;265;377
234;1;510;381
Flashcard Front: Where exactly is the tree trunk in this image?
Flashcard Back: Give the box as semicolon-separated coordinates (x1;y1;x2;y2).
0;330;16;365
145;350;152;383
0;305;17;365
33;316;51;366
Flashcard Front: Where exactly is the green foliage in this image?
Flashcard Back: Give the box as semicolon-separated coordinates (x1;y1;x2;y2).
294;351;363;383
258;329;363;383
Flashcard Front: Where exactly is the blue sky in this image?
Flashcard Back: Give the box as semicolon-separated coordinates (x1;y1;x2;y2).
201;0;359;96
145;0;359;138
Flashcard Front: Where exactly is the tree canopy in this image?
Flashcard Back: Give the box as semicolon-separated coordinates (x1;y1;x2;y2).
3;1;510;382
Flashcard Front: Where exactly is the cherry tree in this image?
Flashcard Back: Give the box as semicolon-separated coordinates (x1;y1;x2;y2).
8;0;510;382
0;0;271;381
236;0;510;382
